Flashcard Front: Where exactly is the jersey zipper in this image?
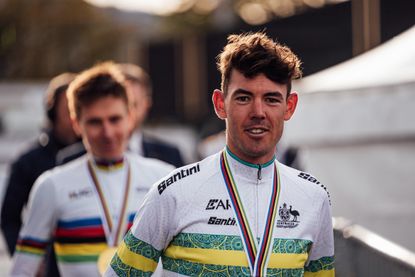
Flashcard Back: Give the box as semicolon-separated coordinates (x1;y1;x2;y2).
256;164;262;239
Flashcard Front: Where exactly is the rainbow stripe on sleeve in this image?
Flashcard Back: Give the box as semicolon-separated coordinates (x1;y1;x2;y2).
16;236;48;256
54;214;136;263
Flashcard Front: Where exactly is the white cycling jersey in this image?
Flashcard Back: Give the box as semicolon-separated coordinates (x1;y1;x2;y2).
106;148;335;276
10;153;174;277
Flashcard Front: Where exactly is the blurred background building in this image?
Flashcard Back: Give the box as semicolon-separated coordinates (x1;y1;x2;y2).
1;0;413;125
0;0;414;275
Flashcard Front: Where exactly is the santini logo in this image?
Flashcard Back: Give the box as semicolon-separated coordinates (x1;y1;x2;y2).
208;217;236;226
158;164;200;194
298;172;331;205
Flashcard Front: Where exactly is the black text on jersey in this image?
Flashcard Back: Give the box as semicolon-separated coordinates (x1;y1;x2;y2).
158;163;200;194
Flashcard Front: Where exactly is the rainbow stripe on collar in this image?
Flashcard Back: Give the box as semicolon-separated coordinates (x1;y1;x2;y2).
93;158;124;171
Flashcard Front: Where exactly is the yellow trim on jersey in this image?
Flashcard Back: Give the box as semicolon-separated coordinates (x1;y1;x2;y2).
116;241;158;272
164;244;308;269
269;252;309;268
54;242;107;255
16;245;45;256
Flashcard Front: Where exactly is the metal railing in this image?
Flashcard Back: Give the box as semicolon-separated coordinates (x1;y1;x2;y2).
333;217;415;276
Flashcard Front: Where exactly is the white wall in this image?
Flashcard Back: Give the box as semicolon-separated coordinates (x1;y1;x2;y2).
285;81;415;251
286;81;415;146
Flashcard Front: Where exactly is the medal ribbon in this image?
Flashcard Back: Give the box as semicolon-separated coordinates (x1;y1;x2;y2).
87;159;131;247
220;151;280;276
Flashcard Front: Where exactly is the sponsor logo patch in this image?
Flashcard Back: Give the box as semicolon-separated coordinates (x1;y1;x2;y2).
206;199;231;210
298;172;331;204
158;164;200;194
207;216;236;226
68;188;93;199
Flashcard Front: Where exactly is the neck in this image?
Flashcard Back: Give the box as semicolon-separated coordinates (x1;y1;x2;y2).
92;155;125;170
225;146;275;168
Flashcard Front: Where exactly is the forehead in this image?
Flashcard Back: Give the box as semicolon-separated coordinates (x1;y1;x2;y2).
56;92;69;107
227;69;287;96
78;96;128;120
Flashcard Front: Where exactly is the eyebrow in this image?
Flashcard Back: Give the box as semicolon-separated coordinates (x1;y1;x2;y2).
85;117;102;124
233;88;284;99
233;88;252;96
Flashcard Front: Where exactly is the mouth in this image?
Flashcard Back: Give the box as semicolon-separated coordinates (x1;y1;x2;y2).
245;127;269;137
101;140;117;149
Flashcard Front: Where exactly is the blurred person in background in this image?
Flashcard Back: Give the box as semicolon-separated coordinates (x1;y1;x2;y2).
61;63;185;168
105;32;334;276
119;63;184;168
1;72;83;276
9;62;173;277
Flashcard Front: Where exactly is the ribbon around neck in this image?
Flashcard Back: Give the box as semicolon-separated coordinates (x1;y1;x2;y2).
87;159;131;247
220;151;281;276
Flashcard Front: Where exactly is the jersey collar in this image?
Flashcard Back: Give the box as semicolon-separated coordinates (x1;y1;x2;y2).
92;156;125;171
225;146;275;169
225;147;275;182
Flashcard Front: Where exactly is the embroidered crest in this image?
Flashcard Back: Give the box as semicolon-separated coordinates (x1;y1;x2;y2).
277;203;300;228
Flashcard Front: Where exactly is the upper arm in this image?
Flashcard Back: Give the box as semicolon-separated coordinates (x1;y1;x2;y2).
10;175;59;275
304;195;335;276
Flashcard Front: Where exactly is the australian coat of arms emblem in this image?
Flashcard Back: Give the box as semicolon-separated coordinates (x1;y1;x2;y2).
277;203;300;228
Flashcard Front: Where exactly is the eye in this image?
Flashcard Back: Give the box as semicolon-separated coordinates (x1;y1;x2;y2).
235;96;250;103
86;118;101;126
265;97;281;104
109;116;122;124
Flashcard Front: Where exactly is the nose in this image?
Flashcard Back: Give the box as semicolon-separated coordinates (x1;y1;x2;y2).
102;122;114;138
251;98;266;119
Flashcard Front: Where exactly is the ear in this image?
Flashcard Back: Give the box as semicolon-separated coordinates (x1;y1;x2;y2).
71;118;82;136
212;89;227;120
145;97;153;110
284;91;298;121
126;108;135;132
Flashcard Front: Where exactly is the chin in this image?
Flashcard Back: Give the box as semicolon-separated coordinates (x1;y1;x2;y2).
96;152;121;160
244;146;273;158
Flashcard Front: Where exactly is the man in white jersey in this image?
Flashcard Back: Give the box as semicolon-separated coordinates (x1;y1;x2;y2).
105;32;335;276
10;62;174;277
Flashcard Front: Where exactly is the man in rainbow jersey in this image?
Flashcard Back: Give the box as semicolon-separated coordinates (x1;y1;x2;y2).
10;62;174;276
106;32;335;276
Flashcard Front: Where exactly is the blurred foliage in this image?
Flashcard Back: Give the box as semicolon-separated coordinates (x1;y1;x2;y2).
0;0;132;79
0;0;332;78
158;0;326;37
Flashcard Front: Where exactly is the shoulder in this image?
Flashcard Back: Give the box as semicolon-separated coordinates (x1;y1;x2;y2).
39;156;88;185
30;158;89;205
142;134;179;151
12;141;48;165
156;153;219;196
128;153;175;172
142;134;184;167
277;161;331;203
56;141;86;165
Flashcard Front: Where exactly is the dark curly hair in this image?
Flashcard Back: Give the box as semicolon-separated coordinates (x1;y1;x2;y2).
217;32;302;95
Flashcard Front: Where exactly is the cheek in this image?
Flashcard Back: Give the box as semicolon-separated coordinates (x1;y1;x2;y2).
226;108;244;124
118;122;131;138
84;127;99;141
